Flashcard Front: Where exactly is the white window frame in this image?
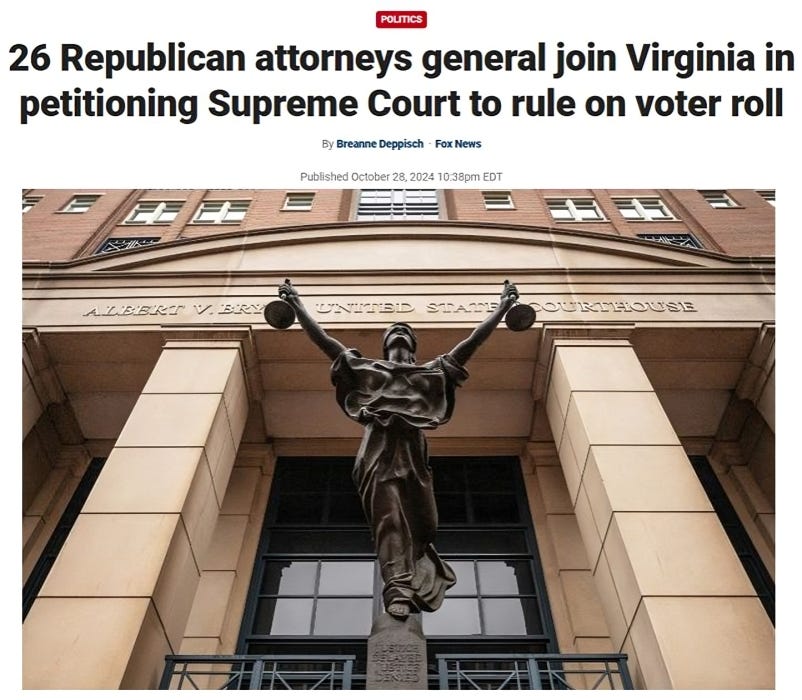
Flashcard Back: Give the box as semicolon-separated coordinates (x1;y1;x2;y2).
613;197;676;221
356;189;440;221
282;192;315;211
757;190;775;206
124;201;184;225
482;191;515;210
23;196;42;213
60;194;100;213
545;197;605;221
192;200;250;224
700;191;739;208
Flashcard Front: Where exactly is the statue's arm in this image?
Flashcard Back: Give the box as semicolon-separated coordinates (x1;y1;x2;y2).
278;280;347;361
448;281;518;366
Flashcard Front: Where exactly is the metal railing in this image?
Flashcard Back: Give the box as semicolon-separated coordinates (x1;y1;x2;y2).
436;653;633;690
160;655;355;690
161;652;632;690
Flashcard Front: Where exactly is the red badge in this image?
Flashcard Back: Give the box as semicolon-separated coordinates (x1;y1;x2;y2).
376;11;428;28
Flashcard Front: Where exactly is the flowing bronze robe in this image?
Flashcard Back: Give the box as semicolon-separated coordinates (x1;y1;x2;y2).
331;348;467;611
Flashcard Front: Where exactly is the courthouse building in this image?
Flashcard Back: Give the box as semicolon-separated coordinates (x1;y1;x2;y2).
22;189;775;689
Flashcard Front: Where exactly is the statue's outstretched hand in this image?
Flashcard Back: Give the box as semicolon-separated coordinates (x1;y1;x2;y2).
501;280;519;305
278;279;300;305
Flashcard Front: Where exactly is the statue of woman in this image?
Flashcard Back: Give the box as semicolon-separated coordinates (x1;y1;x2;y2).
276;280;519;619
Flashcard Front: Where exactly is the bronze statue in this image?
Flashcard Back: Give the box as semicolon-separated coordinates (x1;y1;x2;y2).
274;280;520;619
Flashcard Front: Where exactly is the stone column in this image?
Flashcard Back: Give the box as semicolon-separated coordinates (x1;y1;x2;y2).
545;339;774;689
23;341;248;689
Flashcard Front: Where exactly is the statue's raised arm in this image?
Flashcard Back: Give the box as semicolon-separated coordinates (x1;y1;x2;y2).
449;280;519;366
267;278;527;622
277;280;346;361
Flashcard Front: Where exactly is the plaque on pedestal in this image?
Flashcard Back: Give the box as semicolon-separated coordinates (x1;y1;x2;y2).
366;613;428;690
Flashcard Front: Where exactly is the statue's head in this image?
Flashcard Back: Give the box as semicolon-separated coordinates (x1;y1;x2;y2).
382;322;417;362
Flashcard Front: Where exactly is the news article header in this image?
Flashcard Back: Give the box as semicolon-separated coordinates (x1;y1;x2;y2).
9;40;794;125
3;5;796;692
3;0;797;189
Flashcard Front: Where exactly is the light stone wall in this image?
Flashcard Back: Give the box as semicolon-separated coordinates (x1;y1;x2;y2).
710;407;775;579
522;442;621;689
544;339;775;689
179;445;276;664
23;341;249;689
23;444;91;583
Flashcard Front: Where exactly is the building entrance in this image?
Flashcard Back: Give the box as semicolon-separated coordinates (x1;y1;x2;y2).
237;455;557;688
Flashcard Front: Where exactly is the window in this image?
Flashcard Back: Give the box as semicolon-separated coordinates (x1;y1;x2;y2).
757;190;776;206
613;197;676;220
22;196;42;213
283;192;315;211
239;457;556;687
95;237;160;254
482;191;515;210
60;194;100;213
23;459;105;619
192;200;250;223
356;189;440;221
423;458;549;640
690;457;774;624
125;201;183;225
700;190;739;208
545;197;604;221
636;233;703;249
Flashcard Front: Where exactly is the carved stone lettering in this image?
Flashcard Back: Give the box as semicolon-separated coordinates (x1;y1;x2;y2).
80;297;701;319
366;614;428;690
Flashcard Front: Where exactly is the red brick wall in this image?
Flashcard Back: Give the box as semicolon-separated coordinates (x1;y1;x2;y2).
22;189;775;261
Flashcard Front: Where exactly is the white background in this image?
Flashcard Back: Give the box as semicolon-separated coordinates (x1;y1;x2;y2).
3;1;797;694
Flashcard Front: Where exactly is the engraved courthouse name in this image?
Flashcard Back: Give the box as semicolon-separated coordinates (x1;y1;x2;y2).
81;299;698;317
318;300;698;314
82;302;266;317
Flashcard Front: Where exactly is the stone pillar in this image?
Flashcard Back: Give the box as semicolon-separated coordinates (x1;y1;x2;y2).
23;341;248;689
545;339;774;689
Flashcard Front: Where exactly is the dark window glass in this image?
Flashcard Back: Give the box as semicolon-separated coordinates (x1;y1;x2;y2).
433;465;465;491
472;493;519;522
267;529;373;554
328;466;355;490
477;560;535;595
254;598;314;635
483;598;543;635
239;456;556;664
280;466;328;492
446;561;478;595
466;462;515;491
314;599;374;635
260;561;317;595
327;493;365;523
436;529;528;554
435;493;469;523
275;494;322;524
423;598;482;636
318;561;374;595
690;456;775;624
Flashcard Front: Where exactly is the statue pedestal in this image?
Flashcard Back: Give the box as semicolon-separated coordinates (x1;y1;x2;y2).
366;613;428;690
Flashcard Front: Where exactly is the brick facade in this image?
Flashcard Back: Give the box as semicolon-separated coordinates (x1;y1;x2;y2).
23;189;774;261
